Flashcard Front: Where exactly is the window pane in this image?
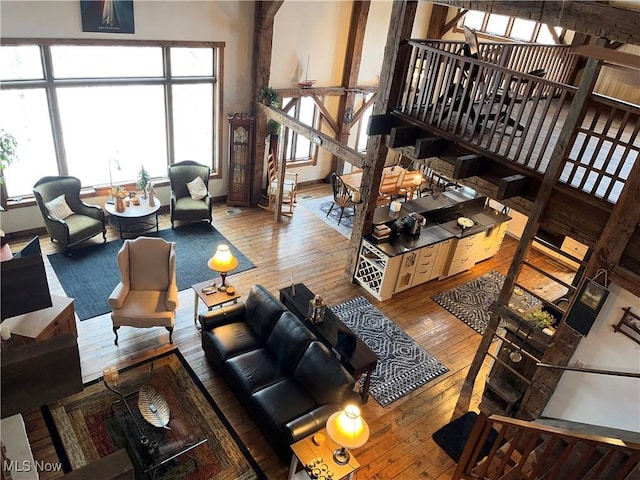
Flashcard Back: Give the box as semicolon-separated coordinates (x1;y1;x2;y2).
0;46;44;81
170;48;213;77
463;11;485;31
173;84;213;164
0;89;58;198
536;24;557;45
57;85;167;187
485;14;509;36
357;95;374;152
511;18;536;42
50;46;163;78
294;97;314;159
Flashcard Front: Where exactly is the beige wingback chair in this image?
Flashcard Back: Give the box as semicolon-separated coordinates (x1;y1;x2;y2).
108;237;178;345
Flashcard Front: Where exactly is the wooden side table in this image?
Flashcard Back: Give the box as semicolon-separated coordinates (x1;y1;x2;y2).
191;279;241;327
289;429;360;480
1;295;76;348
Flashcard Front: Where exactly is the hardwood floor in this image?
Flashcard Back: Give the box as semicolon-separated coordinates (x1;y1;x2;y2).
13;183;574;479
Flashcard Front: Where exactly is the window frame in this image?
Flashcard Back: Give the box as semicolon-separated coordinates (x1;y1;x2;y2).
458;11;566;45
280;96;320;167
0;38;224;202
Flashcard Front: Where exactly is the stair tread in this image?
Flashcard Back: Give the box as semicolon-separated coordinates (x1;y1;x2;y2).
486;376;523;404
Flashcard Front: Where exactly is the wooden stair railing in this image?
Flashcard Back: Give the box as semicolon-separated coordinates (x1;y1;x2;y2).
453;413;640;480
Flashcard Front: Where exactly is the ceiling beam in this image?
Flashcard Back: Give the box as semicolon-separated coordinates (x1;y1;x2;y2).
431;1;640;46
257;103;365;168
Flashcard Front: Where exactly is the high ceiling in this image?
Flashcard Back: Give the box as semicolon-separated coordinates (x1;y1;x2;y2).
431;1;640;46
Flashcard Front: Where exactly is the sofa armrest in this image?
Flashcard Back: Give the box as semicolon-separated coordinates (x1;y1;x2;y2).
283;403;339;446
198;302;247;331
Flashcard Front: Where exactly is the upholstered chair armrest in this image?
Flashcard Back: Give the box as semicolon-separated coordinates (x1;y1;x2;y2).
170;191;178;207
77;202;106;222
165;283;178;311
198;302;247;331
284;404;339;446
45;216;71;242
108;282;130;310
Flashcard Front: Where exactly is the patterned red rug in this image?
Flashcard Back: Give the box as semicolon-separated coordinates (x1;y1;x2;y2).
44;349;265;480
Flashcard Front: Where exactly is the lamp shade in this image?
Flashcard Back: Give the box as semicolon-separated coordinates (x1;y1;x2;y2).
207;245;238;273
325;405;370;450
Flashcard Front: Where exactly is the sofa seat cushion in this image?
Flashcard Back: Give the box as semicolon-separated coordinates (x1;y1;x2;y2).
226;348;286;394
251;379;317;431
205;322;261;361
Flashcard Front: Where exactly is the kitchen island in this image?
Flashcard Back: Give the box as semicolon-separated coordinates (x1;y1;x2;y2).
354;186;511;301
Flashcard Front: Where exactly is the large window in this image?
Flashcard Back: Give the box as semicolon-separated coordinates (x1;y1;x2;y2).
281;96;319;164
461;10;564;44
0;41;222;199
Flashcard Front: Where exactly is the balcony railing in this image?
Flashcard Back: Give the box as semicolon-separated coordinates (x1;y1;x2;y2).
394;41;639;204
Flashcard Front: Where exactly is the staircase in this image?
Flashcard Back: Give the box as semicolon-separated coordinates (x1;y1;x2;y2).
453;413;640;480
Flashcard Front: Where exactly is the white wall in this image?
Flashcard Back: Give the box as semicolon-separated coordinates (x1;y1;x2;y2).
543;283;640;432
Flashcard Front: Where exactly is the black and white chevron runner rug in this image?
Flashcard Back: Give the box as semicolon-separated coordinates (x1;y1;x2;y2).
431;270;542;335
331;297;449;407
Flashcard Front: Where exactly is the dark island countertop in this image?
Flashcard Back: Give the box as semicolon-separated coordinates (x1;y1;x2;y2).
366;186;511;257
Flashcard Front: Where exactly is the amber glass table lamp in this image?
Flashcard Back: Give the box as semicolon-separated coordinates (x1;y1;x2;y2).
325;404;370;465
207;244;238;292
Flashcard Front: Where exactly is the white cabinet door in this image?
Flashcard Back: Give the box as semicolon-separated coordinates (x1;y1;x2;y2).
394;250;419;293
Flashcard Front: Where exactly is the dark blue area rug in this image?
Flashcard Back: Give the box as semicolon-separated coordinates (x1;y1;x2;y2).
48;223;255;321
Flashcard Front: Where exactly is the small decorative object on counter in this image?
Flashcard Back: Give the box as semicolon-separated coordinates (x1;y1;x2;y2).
307;294;326;324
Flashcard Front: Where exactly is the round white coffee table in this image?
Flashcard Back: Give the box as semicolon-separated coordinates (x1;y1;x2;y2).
104;197;161;239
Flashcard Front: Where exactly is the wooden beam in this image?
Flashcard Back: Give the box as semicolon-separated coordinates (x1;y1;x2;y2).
388;126;425;148
462;46;605;420
261;0;284;25
426;4;451;39
452;154;483;179
368;113;402;135
345;0;418;281
414;136;446;158
431;1;640;45
258;103;365;168
312;96;340;135
442;9;468;36
497;174;528;200
334;0;370;173
252;1;278;208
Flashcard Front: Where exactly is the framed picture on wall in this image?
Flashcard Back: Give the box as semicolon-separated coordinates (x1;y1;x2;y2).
81;0;135;34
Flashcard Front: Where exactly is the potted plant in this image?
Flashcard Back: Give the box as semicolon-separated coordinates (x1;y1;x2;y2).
526;308;555;329
137;165;150;198
258;87;280;107
0;129;18;181
0;129;18;211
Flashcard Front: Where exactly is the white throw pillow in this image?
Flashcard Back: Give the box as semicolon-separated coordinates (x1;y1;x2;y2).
45;194;74;220
186;176;208;200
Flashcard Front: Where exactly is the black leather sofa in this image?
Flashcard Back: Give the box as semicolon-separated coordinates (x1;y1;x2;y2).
199;284;356;460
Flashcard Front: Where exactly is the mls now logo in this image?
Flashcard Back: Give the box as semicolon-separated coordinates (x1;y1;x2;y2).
3;459;63;473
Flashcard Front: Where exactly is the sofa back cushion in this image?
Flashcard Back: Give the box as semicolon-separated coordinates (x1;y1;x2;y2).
293;342;354;406
244;285;286;342
266;312;316;376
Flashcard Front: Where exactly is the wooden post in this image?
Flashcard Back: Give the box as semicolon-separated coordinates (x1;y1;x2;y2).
459;46;605;418
344;0;418;280
333;1;370;174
